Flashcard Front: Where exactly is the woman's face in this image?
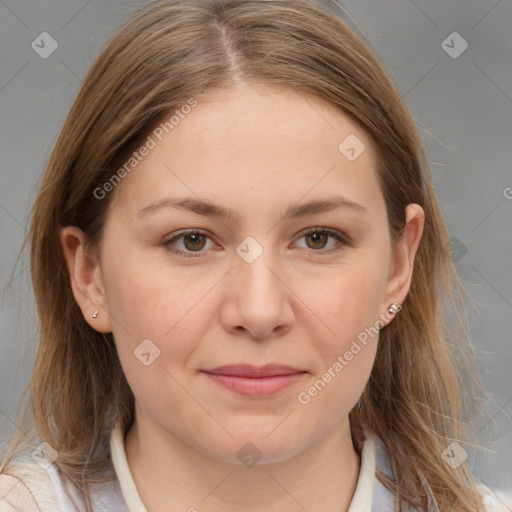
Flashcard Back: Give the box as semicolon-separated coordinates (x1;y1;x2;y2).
64;82;423;464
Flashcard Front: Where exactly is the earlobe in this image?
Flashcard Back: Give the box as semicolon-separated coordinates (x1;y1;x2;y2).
380;203;425;326
60;226;112;333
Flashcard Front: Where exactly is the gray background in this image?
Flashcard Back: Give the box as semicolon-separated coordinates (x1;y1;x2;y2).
1;0;511;502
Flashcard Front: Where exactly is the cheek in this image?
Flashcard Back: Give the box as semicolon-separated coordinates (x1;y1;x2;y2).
290;305;379;453
102;259;209;425
296;257;387;406
311;257;388;347
100;251;212;378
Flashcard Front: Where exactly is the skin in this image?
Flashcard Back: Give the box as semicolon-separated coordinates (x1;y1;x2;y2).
61;81;424;512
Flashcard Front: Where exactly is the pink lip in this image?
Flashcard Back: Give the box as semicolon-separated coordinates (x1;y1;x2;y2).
202;364;307;397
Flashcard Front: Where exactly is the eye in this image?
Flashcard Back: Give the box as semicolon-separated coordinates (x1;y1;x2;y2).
294;227;350;254
162;227;351;258
163;229;216;258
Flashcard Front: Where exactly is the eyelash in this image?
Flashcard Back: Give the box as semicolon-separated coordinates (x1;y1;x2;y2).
162;227;351;258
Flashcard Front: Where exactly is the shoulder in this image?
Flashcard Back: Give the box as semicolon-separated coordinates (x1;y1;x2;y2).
478;483;512;512
2;454;125;512
0;474;40;512
371;432;512;512
0;457;65;512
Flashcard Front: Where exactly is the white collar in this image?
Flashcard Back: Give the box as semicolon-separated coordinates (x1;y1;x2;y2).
348;433;376;511
110;422;148;512
110;422;377;512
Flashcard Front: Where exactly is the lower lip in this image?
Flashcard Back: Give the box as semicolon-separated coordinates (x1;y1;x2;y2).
203;372;306;397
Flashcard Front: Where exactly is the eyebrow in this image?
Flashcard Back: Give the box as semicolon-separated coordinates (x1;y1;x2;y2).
137;195;368;222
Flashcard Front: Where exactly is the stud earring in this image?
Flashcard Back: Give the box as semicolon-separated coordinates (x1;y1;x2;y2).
387;302;402;315
91;311;98;319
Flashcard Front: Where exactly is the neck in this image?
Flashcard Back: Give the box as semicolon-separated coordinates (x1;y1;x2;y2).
124;410;361;512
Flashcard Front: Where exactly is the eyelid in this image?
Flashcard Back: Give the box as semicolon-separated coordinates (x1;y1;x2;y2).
298;226;351;244
162;228;217;257
162;227;351;258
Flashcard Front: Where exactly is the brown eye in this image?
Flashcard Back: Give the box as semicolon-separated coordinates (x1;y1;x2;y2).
163;230;214;257
305;231;329;250
295;227;350;255
182;233;207;251
163;227;350;259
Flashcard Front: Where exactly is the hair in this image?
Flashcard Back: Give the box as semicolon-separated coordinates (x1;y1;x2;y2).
1;0;490;510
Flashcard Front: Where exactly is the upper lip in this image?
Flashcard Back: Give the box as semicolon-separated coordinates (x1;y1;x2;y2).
203;364;306;378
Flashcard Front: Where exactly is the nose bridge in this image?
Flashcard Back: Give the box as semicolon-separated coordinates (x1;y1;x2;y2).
234;235;282;306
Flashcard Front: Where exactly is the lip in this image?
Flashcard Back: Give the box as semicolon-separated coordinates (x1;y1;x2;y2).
204;364;305;377
201;364;307;397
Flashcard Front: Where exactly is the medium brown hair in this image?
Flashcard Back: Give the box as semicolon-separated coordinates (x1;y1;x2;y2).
2;0;488;510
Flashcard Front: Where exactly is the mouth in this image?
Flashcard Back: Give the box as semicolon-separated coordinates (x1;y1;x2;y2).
201;364;308;397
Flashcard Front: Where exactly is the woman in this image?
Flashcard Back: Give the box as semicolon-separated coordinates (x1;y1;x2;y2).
0;0;505;510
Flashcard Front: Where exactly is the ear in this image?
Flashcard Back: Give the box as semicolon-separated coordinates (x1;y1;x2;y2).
380;203;425;326
60;226;112;333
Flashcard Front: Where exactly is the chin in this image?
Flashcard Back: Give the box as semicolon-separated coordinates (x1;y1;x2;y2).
208;432;308;467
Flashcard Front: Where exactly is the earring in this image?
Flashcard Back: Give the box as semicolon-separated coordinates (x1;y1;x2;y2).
91;311;98;319
387;302;402;315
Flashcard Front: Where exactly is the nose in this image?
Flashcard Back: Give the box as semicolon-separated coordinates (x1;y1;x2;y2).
219;243;295;340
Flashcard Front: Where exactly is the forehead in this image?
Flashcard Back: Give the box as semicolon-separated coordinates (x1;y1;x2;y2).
109;83;382;221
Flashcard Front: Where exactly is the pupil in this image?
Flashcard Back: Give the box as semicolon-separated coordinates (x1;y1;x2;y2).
309;232;326;249
186;234;204;250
